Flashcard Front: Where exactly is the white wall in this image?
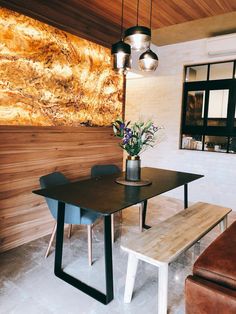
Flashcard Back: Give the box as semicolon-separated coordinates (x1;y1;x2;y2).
126;37;236;210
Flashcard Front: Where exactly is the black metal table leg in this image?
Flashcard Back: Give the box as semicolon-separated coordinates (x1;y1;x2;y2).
142;200;151;229
54;201;114;305
184;183;188;209
54;201;65;273
104;215;114;303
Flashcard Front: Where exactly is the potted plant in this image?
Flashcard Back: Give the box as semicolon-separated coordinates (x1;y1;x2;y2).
113;119;160;181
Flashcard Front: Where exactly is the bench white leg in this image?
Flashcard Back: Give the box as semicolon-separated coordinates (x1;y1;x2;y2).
220;216;227;233
111;214;115;243
124;254;139;303
158;263;168;314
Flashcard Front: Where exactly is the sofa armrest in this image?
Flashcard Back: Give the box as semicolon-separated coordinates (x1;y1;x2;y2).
185;275;236;314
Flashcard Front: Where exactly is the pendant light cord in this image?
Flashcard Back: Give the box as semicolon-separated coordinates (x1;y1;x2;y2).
136;0;139;26
149;0;153;29
147;0;153;49
120;0;124;39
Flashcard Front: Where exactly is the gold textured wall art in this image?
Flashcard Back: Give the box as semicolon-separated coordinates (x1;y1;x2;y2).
0;8;124;127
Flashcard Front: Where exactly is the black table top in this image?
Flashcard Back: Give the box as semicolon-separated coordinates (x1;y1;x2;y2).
33;167;203;215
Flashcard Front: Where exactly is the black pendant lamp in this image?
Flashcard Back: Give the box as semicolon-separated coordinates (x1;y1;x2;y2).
124;0;151;51
139;0;158;71
111;0;131;73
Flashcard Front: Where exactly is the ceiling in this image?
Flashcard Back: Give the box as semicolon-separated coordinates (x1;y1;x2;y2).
153;11;236;46
0;0;236;47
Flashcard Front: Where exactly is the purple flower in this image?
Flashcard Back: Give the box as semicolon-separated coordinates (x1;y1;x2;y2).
125;127;132;136
122;136;129;145
120;123;125;129
122;130;133;145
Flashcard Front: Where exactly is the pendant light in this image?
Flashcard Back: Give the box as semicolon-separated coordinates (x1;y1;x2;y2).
111;0;131;73
124;0;151;51
139;48;158;71
139;0;158;71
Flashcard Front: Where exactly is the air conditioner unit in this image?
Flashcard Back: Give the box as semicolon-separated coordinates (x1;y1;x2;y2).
206;33;236;56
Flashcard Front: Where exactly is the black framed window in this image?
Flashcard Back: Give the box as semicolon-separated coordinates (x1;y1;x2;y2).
181;60;236;153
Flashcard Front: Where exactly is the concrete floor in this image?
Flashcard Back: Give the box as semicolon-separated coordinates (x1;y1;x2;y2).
1;196;236;314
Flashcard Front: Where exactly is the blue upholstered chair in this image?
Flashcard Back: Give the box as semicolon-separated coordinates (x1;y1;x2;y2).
40;172;100;265
91;164;121;242
91;164;121;178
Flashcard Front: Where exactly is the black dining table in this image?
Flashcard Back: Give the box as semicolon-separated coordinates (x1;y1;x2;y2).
33;167;203;305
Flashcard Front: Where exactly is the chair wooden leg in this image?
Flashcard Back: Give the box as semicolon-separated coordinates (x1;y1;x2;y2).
119;210;123;223
45;222;57;258
87;224;92;266
68;224;72;238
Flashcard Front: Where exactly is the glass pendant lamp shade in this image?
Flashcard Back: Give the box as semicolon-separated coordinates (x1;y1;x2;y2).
111;0;131;73
138;48;158;71
111;40;131;73
124;26;151;51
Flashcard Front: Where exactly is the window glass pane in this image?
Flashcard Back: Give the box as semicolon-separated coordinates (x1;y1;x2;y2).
186;91;205;126
185;65;207;82
182;134;203;150
204;136;228;152
207;89;229;126
209;62;234;80
229;137;236;153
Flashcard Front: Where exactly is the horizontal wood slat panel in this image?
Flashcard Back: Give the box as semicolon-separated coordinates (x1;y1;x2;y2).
0;126;123;252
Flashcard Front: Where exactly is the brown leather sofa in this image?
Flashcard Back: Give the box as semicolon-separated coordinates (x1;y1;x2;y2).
185;220;236;314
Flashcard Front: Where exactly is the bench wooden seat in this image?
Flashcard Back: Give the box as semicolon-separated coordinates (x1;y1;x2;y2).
121;202;231;314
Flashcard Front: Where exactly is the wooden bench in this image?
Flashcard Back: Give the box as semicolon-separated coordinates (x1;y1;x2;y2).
121;202;231;314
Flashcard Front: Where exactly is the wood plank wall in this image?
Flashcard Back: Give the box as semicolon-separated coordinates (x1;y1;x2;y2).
0;125;123;253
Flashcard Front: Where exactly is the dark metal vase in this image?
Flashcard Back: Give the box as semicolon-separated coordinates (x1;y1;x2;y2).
125;156;141;181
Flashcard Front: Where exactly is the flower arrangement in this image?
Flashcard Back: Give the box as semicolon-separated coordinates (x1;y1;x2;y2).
112;119;160;157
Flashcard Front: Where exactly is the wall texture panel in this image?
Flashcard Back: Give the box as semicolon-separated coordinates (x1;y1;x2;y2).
0;126;122;252
0;7;123;127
